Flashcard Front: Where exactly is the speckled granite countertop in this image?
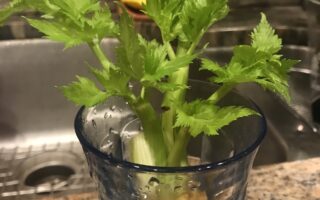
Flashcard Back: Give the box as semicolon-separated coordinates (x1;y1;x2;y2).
40;157;320;200
247;157;320;200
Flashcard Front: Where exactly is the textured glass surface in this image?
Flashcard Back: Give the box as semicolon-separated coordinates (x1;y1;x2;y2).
75;81;266;200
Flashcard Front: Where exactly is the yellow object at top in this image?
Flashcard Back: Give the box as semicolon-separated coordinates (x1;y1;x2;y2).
121;0;146;10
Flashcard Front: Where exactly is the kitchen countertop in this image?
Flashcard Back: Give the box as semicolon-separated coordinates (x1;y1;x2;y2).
41;157;320;200
247;157;320;200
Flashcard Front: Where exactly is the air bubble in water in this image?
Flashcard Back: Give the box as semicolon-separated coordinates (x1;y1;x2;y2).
148;177;160;187
174;185;182;192
109;128;119;135
131;193;139;199
128;82;134;90
100;140;113;153
187;181;200;190
140;193;148;199
104;112;112;119
110;105;116;111
92;120;97;128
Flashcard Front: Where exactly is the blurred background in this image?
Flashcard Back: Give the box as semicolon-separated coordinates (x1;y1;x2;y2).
0;0;320;199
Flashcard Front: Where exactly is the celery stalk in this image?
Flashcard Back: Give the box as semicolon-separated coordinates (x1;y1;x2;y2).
131;133;155;166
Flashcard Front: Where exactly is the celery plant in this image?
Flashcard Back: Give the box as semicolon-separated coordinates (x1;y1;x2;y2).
0;0;298;167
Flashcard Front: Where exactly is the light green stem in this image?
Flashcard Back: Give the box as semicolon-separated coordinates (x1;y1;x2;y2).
140;86;146;99
167;127;190;166
161;42;178;152
161;46;189;166
160;28;206;164
187;30;205;55
161;32;205;163
133;99;168;166
88;40;113;71
165;41;176;59
209;83;235;103
161;66;189;153
162;108;175;152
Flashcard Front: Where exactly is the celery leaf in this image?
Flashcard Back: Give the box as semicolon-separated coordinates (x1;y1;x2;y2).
202;14;299;102
0;0;25;25
175;100;258;137
116;9;145;79
140;39;167;76
0;0;52;25
59;76;108;107
251;13;282;54
142;53;197;82
27;19;84;48
179;0;229;44
4;0;118;48
144;0;183;42
145;0;229;45
117;11;195;92
89;67;131;98
141;44;196;92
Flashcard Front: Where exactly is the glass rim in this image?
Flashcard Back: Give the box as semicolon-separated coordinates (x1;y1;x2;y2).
74;82;267;173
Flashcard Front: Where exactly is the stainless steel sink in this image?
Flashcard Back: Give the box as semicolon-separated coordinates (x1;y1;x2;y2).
1;38;319;199
0;7;319;198
0;40;103;199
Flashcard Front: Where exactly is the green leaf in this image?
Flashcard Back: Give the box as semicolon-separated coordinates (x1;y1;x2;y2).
116;9;145;79
281;58;300;72
144;0;184;42
89;67;131;97
0;0;24;25
145;0;229;45
117;21;196;92
201;58;227;77
175;100;258;137
27;19;84;48
3;0;118;48
86;9;119;39
180;0;229;44
141;39;167;75
255;79;290;101
203;46;265;84
143;53;197;82
230;45;266;67
157;54;197;78
0;0;57;25
59;76;108;107
202;14;299;102
142;81;187;93
50;0;99;20
140;40;196;92
251;13;282;54
0;0;52;25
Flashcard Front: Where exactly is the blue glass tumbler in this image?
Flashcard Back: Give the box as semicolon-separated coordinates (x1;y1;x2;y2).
74;80;266;200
